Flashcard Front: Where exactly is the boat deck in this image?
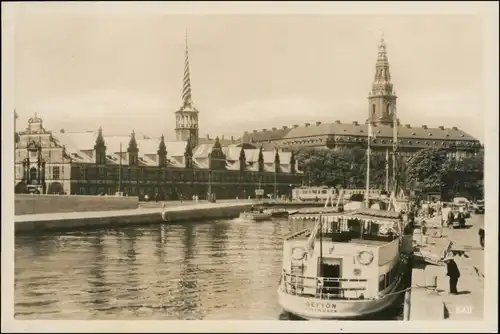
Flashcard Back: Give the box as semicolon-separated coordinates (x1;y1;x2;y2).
289;233;393;246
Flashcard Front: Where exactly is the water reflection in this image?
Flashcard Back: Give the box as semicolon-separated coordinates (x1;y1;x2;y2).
209;221;229;259
86;231;109;308
175;223;201;319
154;225;167;263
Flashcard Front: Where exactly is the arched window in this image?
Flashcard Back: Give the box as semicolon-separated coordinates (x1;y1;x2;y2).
29;167;37;183
372;104;376;117
386;104;391;117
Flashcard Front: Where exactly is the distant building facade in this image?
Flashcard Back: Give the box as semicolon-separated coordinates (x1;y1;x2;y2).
241;37;482;160
14;34;303;198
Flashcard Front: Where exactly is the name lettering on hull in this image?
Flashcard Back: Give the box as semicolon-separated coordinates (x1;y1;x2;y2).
305;301;337;313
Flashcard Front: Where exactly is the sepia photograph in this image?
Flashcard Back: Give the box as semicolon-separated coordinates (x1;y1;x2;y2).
2;1;498;333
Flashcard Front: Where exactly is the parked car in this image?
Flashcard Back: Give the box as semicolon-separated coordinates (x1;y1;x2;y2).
452;197;471;218
451;205;467;228
473;200;485;214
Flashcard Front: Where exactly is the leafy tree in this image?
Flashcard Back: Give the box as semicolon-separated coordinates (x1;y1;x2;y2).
442;153;484;199
404;148;484;200
405;148;448;192
296;146;484;200
295;146;388;189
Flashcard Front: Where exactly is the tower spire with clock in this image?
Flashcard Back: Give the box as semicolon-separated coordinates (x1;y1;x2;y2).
367;34;397;125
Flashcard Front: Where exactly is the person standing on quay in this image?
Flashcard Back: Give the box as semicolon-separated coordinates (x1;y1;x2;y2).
478;226;485;249
442;256;461;295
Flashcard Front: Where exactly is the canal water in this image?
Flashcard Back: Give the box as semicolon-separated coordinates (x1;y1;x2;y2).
14;218;403;320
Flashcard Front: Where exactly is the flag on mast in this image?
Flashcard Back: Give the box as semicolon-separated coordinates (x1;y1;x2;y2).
306;220;321;257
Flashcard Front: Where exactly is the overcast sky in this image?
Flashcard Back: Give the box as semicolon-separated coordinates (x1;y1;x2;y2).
9;3;487;141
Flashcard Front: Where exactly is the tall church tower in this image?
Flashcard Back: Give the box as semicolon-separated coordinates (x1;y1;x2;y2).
175;30;199;148
367;35;397;125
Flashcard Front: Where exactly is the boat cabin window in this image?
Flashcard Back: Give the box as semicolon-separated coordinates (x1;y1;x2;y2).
319;216;400;243
378;263;399;291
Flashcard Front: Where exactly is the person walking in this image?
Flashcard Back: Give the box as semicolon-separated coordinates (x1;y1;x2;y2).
478;227;485;249
421;220;427;236
442;255;460;294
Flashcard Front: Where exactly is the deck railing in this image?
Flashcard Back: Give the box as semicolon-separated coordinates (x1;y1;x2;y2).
285;229;310;241
280;272;369;300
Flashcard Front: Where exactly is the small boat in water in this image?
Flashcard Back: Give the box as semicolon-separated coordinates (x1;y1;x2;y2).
264;208;289;218
239;209;272;221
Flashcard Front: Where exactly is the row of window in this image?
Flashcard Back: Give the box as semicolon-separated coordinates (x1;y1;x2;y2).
77;184;278;196
15;165;64;180
77;167;298;183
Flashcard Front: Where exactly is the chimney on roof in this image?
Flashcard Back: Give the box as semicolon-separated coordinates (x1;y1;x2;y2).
439;126;445;130
60;128;65;133
206;134;210;140
293;124;299;128
335;120;341;124
422;125;428;129
244;131;248;135
253;130;258;133
272;127;277;131
452;126;458;131
221;135;225;140
305;123;310;127
282;126;288;130
316;121;322;126
353;121;359;126
405;124;411;128
262;128;267;132
231;136;234;143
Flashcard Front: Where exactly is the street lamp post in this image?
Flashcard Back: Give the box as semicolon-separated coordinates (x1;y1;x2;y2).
274;167;277;200
118;142;122;194
208;170;212;201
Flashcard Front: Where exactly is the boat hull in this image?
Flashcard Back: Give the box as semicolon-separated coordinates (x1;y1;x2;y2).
277;282;401;320
239;212;271;221
264;209;289;218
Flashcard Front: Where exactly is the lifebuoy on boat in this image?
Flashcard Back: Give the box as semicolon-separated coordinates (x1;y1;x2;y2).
357;250;374;265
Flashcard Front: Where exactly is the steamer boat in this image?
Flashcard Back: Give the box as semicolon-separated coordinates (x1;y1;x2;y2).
277;208;408;319
277;105;413;319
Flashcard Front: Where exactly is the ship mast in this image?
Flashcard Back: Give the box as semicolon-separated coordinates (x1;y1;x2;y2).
392;104;398;197
365;122;373;208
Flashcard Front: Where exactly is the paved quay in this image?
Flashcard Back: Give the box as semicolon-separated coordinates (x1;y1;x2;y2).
15;199;256;233
410;214;484;320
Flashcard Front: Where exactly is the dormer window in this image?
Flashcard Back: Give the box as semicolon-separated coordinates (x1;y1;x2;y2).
428;133;432;136
412;132;416;135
